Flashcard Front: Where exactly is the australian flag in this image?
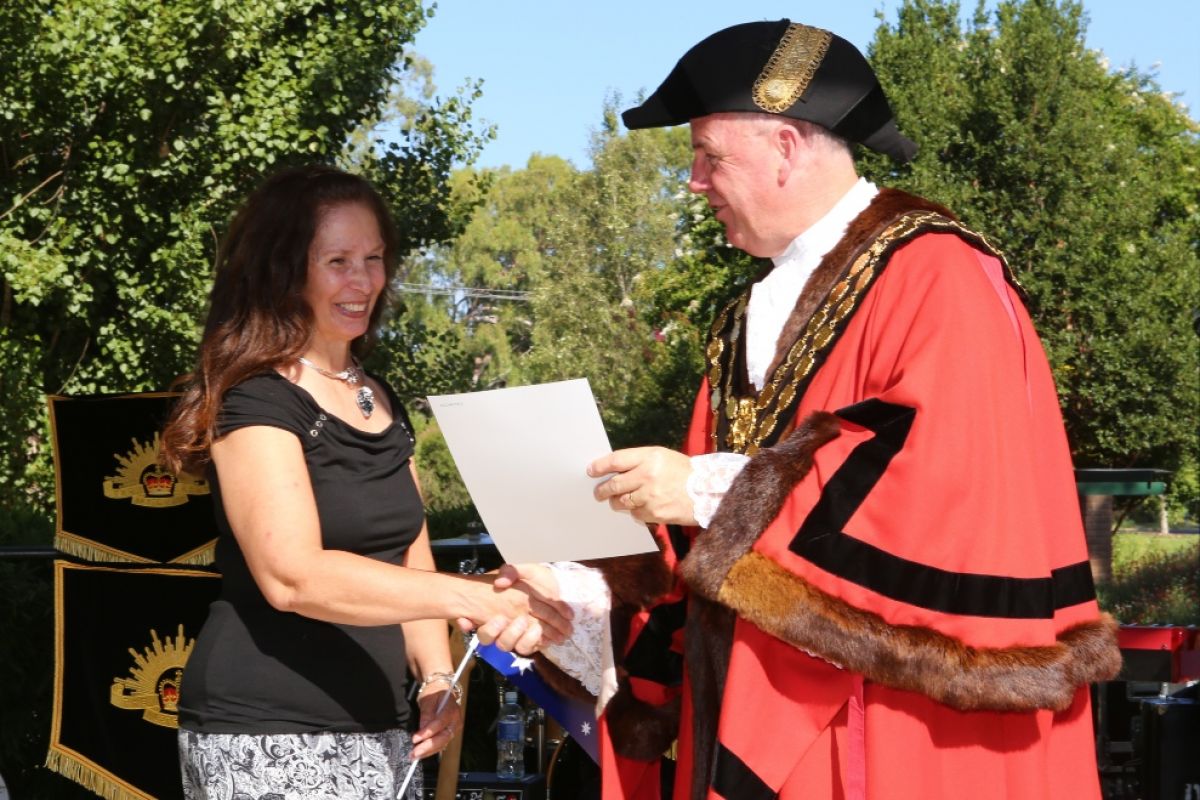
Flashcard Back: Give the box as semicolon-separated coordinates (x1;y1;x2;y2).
477;643;599;763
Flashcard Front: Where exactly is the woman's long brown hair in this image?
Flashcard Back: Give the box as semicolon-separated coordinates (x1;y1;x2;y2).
160;165;399;474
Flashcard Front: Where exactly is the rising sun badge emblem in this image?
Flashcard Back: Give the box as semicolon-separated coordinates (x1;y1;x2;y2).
109;625;195;728
102;433;209;507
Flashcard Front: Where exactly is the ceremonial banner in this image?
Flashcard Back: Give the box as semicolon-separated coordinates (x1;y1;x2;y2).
49;392;216;564
478;643;599;763
47;560;220;800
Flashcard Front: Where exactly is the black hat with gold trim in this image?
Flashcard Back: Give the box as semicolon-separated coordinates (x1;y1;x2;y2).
622;19;918;163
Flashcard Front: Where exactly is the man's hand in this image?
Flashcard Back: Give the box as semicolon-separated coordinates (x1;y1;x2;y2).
492;563;560;599
588;446;697;526
456;564;572;654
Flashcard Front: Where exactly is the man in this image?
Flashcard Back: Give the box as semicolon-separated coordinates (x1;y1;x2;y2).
489;19;1120;800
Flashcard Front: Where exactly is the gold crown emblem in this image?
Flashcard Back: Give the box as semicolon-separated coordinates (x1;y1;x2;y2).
157;670;182;713
103;433;209;508
110;625;195;729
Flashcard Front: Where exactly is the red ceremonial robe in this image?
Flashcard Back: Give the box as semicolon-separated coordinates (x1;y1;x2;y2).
584;190;1121;800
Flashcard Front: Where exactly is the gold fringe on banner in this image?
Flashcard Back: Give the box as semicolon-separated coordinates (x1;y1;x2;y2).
169;541;217;567
51;533;216;566
52;534;155;565
45;747;156;800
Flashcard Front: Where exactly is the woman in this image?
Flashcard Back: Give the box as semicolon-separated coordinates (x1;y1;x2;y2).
160;165;569;799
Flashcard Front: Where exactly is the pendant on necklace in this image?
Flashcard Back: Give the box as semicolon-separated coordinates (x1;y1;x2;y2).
356;385;375;418
297;356;373;417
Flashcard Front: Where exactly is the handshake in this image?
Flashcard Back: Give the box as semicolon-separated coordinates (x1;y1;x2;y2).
455;445;696;654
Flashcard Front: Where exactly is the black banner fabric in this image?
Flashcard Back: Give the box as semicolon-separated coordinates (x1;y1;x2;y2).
49;393;217;564
48;560;220;800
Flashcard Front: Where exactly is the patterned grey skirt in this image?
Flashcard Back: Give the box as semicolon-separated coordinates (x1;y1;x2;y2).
177;729;422;800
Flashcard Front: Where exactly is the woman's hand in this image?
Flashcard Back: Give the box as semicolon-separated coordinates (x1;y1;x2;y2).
458;574;572;653
473;613;545;654
469;563;571;654
410;683;463;759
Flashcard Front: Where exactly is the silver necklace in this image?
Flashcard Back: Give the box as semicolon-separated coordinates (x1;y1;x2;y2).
297;356;375;418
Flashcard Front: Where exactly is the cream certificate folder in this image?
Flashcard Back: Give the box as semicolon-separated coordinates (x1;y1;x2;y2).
427;379;658;564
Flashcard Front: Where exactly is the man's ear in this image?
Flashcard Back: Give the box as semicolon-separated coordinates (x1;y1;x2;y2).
775;121;803;185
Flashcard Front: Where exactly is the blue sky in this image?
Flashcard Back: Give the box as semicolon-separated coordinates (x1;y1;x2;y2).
408;1;1198;170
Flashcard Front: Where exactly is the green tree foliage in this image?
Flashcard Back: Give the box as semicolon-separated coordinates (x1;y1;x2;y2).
371;314;476;403
403;106;710;526
0;2;493;793
862;0;1200;486
409;155;580;393
523;106;700;448
0;0;489;519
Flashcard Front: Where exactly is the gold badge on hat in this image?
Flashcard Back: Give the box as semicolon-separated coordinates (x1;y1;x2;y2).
102;433;209;508
109;625;194;729
753;24;833;113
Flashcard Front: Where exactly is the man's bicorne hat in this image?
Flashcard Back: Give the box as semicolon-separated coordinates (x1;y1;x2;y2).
622;19;918;163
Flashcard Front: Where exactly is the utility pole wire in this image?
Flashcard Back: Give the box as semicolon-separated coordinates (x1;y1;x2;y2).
393;282;531;302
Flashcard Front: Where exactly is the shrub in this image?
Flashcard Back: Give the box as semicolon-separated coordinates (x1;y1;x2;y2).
1098;543;1200;624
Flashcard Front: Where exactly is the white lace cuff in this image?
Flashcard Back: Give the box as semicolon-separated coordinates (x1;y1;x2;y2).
686;452;751;528
539;561;618;713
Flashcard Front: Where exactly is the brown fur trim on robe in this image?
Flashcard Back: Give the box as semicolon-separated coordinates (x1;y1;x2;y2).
603;672;683;761
582;551;674;611
710;551;1121;712
532;642;682;761
589;551;682;759
684;411;842;597
681;419;1122;712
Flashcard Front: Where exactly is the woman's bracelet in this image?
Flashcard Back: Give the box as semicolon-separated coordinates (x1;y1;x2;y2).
417;672;464;705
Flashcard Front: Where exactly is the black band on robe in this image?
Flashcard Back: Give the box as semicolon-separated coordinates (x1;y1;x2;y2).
788;398;1097;619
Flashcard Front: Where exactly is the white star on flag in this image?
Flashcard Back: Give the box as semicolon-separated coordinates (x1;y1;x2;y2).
580;721;592;736
510;654;535;674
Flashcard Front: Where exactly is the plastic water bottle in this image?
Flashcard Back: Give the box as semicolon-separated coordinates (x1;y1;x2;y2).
496;690;526;779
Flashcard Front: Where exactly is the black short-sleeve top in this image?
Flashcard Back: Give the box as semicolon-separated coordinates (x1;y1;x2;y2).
178;372;424;734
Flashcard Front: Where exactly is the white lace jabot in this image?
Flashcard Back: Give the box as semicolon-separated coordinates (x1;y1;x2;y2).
745;178;878;391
